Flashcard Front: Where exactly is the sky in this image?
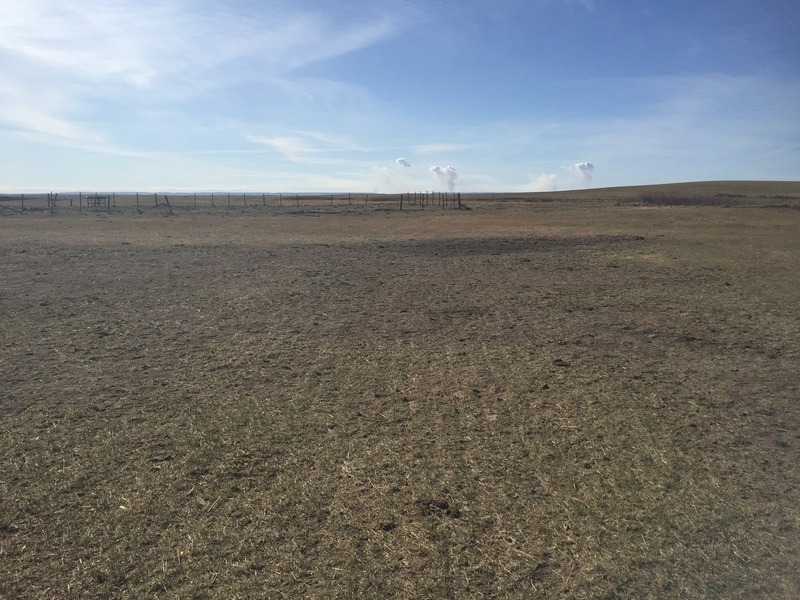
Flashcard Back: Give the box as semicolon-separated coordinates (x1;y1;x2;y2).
1;0;798;193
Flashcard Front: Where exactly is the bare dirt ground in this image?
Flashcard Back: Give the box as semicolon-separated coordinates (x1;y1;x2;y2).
2;186;799;598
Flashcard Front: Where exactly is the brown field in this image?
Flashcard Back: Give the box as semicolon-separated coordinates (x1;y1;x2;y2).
2;182;799;598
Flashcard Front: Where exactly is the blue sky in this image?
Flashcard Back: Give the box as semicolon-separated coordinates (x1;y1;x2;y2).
1;0;798;193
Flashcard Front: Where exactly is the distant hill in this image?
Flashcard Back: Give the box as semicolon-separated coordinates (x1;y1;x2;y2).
468;181;800;203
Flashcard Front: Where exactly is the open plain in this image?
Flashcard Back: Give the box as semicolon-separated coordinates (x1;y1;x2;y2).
1;183;799;598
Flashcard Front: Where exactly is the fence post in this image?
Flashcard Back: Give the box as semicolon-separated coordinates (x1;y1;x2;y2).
79;191;83;213
194;193;197;207
211;192;215;207
154;193;158;206
262;192;266;206
296;194;299;207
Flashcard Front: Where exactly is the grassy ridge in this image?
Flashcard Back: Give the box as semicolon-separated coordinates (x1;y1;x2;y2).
464;180;800;202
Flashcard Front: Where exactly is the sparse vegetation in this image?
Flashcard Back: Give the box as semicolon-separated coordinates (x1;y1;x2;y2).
1;182;799;598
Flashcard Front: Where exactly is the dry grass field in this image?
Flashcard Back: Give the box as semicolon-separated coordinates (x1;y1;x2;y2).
1;182;799;598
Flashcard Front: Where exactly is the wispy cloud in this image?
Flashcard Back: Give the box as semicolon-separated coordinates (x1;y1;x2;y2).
415;142;475;155
0;0;406;153
0;71;150;156
0;1;404;86
0;1;185;86
299;131;369;153
562;0;598;12
2;1;797;192
245;135;316;160
245;130;370;166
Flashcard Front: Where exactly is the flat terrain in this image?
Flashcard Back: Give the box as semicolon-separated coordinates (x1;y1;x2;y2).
1;184;799;598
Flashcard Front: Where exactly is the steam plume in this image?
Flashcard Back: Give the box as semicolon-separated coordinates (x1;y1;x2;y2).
429;165;457;191
569;161;594;186
530;173;558;192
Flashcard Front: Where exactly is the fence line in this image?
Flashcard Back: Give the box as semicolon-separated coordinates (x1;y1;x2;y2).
0;191;467;214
